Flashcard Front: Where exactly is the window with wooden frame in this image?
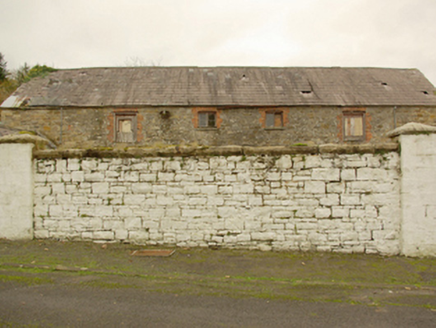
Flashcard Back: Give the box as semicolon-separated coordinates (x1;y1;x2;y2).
198;111;217;128
265;111;283;128
343;111;365;141
115;112;137;143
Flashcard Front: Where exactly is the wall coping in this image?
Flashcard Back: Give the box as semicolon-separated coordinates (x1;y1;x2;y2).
33;143;398;159
387;122;436;138
0;134;48;150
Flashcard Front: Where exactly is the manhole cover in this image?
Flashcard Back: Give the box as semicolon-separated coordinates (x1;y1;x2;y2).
130;249;175;257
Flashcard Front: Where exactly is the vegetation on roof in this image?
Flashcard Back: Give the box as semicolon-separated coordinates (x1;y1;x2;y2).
0;52;56;104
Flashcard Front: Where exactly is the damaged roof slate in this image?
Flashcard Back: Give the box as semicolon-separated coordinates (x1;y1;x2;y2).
2;66;436;108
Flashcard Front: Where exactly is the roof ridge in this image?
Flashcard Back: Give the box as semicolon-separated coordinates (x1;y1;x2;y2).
2;67;434;108
48;66;419;71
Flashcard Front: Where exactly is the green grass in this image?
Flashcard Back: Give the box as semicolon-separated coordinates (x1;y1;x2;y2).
2;241;436;286
0;273;53;285
1;240;436;308
0;319;48;328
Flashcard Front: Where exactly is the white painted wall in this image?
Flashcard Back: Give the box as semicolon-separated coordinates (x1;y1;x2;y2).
0;143;34;239
400;134;436;256
1;135;435;256
33;153;401;254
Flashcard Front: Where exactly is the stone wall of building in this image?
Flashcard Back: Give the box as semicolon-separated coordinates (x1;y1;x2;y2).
3;105;433;149
33;148;401;254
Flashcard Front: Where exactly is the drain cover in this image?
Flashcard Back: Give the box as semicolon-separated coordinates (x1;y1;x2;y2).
130;249;175;257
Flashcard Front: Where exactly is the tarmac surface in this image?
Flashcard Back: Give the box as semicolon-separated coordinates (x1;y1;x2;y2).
1;240;435;327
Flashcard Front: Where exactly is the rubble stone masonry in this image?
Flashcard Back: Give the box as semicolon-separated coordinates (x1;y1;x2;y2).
33;150;401;255
3;105;431;148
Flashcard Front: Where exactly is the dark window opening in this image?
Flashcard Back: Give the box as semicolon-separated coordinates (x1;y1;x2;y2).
198;112;216;128
266;112;283;128
301;90;312;94
422;91;429;95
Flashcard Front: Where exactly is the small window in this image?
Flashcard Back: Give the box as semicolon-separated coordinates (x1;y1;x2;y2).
343;112;364;141
266;112;283;128
115;113;137;143
198;112;216;128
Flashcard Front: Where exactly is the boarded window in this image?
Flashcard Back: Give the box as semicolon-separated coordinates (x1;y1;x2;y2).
115;113;137;143
343;112;364;141
198;112;216;128
266;112;283;128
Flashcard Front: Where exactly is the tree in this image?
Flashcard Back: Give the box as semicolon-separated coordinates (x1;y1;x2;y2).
0;52;8;82
124;56;163;67
14;62;30;85
0;60;57;104
13;63;56;84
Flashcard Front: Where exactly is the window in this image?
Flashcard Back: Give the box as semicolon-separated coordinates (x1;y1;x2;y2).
265;111;283;128
343;112;365;141
115;113;137;142
198;112;216;128
192;108;221;129
259;108;288;129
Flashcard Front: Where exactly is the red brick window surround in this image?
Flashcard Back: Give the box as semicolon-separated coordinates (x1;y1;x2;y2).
107;109;143;143
259;108;289;129
115;111;137;143
192;108;222;128
343;110;365;141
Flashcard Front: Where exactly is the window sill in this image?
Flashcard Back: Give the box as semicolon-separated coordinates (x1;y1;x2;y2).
264;127;284;131
344;138;365;143
196;127;218;131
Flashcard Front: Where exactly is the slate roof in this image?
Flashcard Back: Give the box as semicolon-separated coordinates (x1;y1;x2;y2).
2;67;436;108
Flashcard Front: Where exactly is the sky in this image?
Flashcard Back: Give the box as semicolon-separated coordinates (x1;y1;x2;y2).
1;0;436;85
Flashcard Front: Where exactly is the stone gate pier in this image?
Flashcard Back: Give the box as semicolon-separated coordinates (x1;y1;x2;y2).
388;123;436;256
0;141;34;239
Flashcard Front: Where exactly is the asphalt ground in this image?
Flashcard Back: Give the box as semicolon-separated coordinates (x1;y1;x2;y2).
1;240;435;327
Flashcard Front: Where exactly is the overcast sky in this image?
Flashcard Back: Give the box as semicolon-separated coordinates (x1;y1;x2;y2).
1;0;436;85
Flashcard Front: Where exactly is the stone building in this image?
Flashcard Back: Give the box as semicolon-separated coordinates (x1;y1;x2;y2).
1;66;436;149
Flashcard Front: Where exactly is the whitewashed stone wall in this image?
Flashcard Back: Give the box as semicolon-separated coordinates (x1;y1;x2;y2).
33;153;401;254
